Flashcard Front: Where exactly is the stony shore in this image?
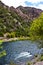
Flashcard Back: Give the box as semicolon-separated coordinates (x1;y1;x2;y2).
0;37;30;42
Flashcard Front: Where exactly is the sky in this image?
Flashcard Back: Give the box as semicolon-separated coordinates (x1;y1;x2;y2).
1;0;43;10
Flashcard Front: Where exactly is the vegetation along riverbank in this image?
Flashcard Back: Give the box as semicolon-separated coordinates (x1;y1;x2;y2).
0;1;43;65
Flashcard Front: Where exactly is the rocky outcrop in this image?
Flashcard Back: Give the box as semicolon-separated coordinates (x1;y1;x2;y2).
0;1;43;37
34;61;43;65
17;6;43;20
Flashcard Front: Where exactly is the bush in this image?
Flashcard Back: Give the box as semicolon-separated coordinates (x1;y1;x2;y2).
6;32;15;38
27;62;31;65
0;50;6;58
6;33;11;38
30;13;43;40
0;32;4;37
40;54;43;61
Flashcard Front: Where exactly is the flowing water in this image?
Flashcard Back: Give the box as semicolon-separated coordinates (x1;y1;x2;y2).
0;40;43;65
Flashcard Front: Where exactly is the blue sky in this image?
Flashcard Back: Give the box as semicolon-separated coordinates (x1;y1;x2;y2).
1;0;43;10
25;1;43;6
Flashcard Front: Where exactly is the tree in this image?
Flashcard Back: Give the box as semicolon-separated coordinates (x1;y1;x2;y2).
30;13;43;41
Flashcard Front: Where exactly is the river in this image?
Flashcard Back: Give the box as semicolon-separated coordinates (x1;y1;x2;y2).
0;40;43;65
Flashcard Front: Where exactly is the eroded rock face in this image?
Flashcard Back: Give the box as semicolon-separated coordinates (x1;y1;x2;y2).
0;1;43;21
0;1;43;37
17;6;43;20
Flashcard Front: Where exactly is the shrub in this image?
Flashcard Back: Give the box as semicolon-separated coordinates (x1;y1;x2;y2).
27;62;32;65
40;54;43;61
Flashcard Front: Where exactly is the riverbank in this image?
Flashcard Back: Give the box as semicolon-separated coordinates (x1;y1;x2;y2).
0;37;30;42
0;38;43;65
27;54;43;65
0;40;4;44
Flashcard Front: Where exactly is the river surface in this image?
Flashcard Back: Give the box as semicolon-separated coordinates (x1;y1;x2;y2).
0;40;43;65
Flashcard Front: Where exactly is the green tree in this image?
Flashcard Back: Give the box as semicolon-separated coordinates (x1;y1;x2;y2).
30;13;43;41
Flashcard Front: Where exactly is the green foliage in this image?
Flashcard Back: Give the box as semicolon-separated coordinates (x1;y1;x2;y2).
30;13;43;40
0;32;4;37
0;40;6;58
0;4;30;37
6;33;11;38
6;32;15;38
0;43;6;58
39;54;43;61
0;50;6;58
27;62;32;65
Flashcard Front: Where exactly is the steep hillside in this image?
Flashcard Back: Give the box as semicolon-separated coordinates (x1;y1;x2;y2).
0;1;43;38
17;6;42;20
